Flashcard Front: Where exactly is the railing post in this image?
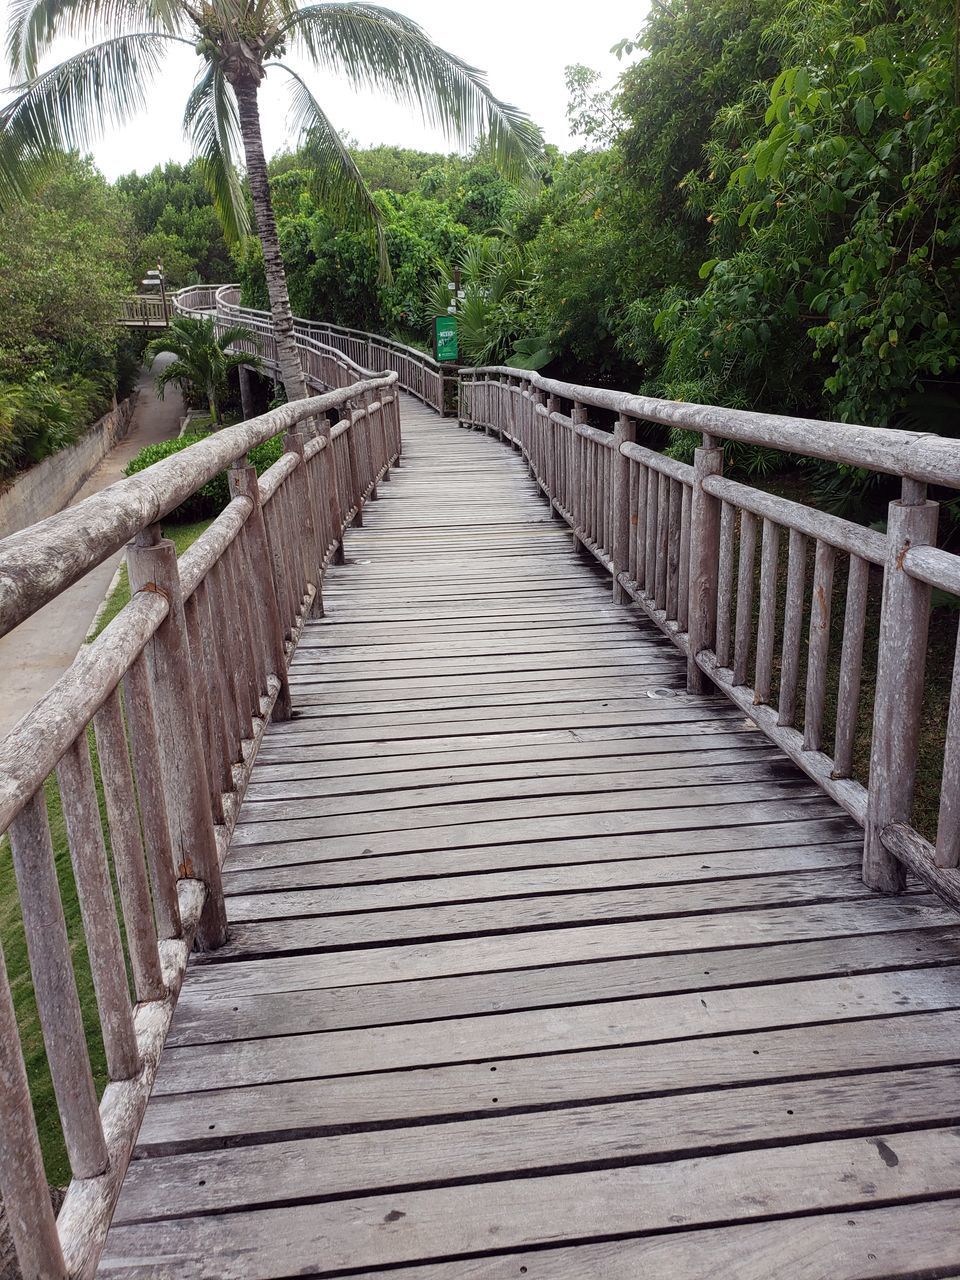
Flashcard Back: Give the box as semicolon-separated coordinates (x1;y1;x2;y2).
863;484;939;892
612;414;638;604
228;464;293;720
686;434;724;693
126;528;228;949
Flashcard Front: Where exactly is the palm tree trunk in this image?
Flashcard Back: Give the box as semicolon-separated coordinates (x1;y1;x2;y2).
233;79;309;403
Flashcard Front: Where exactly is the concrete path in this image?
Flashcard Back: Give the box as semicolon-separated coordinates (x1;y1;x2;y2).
0;361;184;738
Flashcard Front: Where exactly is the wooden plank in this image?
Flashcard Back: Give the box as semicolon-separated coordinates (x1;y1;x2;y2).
161;955;960;1092
223;819;859;890
98;1127;960;1277
230;779;824;847
185;897;951;1000
236;1201;960;1280
243;739;771;797
113;1064;960;1224
236;759;804;824
167;925;951;1047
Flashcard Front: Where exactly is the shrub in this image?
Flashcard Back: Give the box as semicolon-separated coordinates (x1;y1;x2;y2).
124;430;285;520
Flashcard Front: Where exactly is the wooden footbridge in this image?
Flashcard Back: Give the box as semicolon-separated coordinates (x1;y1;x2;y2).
2;286;960;1279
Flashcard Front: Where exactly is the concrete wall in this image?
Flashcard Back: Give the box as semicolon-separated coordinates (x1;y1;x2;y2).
0;393;138;541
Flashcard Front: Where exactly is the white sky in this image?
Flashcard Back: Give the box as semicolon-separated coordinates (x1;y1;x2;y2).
0;1;648;178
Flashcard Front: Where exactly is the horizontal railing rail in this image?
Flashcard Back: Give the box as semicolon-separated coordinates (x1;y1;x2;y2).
0;340;400;1275
459;366;960;915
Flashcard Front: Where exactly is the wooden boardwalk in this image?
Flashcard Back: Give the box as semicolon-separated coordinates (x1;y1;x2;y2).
99;396;960;1278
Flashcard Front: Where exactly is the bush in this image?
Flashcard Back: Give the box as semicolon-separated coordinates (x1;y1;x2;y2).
0;374;106;481
124;430;285;520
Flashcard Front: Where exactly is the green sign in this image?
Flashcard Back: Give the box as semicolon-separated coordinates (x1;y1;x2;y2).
434;314;459;362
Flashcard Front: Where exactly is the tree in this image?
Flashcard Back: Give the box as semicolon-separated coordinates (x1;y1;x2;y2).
2;2;542;404
146;314;260;425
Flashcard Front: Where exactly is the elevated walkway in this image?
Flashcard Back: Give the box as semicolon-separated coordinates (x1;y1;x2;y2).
96;396;960;1277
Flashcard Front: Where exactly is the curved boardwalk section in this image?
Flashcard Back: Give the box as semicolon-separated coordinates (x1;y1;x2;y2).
99;396;960;1277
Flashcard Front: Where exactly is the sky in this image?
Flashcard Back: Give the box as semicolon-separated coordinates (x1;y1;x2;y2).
0;1;648;178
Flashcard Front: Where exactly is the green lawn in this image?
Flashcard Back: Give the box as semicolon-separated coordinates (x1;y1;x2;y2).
2;516;210;1185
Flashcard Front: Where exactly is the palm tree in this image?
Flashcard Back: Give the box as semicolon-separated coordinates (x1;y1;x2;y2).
1;3;542;402
146;313;260;425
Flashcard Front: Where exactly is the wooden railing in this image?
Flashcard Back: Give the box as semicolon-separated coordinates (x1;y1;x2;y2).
459;367;960;908
180;284;451;413
117;295;169;326
0;347;399;1275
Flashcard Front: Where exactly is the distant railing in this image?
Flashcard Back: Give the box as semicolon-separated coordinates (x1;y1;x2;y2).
177;284;451;414
0;335;399;1274
117;295;169;326
459;367;960;910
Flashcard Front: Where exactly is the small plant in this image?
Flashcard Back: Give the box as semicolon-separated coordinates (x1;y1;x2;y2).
146;315;262;427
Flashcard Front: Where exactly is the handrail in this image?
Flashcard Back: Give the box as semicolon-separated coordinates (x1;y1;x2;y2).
461;366;960;489
0;317;401;1277
459;367;960;922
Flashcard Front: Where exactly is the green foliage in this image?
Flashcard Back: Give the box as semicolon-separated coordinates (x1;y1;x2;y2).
124;430;284;520
0;155;134;478
116;162;236;286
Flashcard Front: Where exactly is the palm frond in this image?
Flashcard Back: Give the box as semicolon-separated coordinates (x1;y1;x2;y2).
6;0;186;77
0;32;185;206
271;59;390;281
281;3;543;178
183;60;251;244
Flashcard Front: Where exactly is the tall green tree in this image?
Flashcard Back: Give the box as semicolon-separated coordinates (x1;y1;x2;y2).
1;2;542;402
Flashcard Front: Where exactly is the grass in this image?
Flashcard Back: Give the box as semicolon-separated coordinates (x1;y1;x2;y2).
2;516;211;1186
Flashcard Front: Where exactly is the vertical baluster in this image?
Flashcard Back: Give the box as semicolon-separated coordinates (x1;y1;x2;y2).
935;632;960;867
686;438;723;691
93;690;166;1002
635;462;648;590
833;554;870;777
754;518;781;705
126;530;227;949
344;409;363;527
121;654;183;938
284;433;319;613
778;527;808;727
221;542;257;737
715;501;736;669
666;478;682;620
181;586;225;824
56;735;140;1076
678;483;693;633
627;459;639;584
0;938;67;1278
863;489;939;891
732;510;759;686
204;562;243;757
802;539;836;750
612;415;637;603
654;471;670;609
8;790;108;1175
643;467;658;595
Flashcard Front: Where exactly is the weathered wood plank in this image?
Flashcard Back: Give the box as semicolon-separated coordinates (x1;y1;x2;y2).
98;1127;960;1277
166;924;949;1047
113;1064;960;1224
